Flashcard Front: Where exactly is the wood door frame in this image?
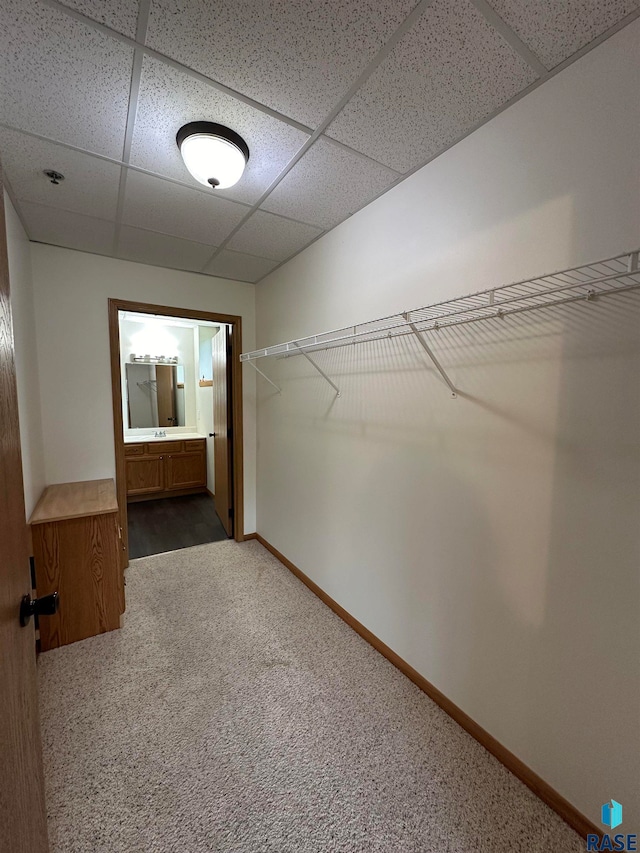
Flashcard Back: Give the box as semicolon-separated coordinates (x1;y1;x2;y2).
108;298;245;566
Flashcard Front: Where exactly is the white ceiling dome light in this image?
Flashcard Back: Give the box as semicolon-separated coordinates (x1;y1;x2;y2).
176;122;249;190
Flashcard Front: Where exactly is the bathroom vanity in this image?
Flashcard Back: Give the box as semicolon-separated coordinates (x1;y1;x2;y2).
124;434;207;501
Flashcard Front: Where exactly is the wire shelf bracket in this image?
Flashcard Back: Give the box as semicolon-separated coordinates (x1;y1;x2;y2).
240;249;640;398
293;342;341;397
405;315;457;398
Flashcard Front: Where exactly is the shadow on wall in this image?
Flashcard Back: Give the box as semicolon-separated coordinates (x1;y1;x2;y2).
256;287;640;824
526;292;640;825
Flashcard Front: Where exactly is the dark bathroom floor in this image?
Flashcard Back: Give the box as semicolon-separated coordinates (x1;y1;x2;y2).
127;493;228;559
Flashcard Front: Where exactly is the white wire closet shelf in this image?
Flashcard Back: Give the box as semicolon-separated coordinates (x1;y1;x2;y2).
241;248;640;398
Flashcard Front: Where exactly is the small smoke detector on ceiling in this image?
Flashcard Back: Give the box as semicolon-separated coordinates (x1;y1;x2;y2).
176;122;249;190
43;169;64;185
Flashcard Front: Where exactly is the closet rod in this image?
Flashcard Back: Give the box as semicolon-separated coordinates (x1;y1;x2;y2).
240;249;640;364
273;277;640;360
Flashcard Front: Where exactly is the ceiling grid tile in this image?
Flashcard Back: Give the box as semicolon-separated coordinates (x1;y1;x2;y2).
21;201;116;255
262;136;399;229
117;224;217;271
326;0;538;173
226;209;323;262
0;127;121;219
145;0;418;128
55;0;140;38
204;249;280;283
121;169;248;245
0;0;134;159
488;0;640;69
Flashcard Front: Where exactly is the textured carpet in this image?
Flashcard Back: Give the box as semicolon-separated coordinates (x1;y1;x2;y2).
38;540;583;852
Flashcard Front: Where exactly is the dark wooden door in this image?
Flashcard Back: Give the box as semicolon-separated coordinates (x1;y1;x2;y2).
155;364;176;427
0;172;50;850
212;326;233;536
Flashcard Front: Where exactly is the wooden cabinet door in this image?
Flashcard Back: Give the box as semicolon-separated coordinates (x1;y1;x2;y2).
165;452;206;490
125;455;165;495
34;512;122;651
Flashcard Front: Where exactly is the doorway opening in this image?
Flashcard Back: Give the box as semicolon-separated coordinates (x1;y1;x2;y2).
108;299;245;568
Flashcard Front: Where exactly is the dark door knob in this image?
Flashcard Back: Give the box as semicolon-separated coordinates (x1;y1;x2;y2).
209;433;216;437
20;592;59;627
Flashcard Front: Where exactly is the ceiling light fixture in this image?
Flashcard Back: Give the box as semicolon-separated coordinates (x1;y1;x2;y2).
176;122;249;190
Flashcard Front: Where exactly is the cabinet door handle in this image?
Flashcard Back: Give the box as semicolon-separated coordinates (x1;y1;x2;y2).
159;456;163;460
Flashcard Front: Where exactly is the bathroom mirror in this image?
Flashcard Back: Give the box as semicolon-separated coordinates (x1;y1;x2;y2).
125;363;186;429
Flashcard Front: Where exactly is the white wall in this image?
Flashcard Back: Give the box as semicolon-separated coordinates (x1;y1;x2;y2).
4;191;46;519
255;21;640;830
30;245;257;533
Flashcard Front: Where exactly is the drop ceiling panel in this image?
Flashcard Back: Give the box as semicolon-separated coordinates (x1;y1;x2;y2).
489;0;640;69
0;128;121;219
21;202;115;255
262;137;399;229
203;249;279;283
145;0;417;128
227;210;323;262
121;170;247;245
117;225;216;272
327;0;538;173
3;0;637;280
56;0;140;38
0;0;134;159
130;56;310;205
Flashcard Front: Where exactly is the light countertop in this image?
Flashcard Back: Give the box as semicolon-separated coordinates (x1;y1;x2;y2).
30;479;118;524
124;432;206;443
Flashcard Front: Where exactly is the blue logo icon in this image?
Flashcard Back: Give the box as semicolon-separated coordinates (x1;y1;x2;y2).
588;800;635;851
602;800;623;830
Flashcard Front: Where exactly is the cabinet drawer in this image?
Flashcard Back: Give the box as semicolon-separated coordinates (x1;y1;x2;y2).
184;439;206;451
145;441;183;454
124;443;145;456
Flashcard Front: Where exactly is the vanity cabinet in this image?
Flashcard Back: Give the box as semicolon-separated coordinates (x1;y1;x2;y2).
30;479;124;652
125;454;165;495
125;438;206;500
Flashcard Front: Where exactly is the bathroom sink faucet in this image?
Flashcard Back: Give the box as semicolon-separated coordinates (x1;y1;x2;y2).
154;429;167;438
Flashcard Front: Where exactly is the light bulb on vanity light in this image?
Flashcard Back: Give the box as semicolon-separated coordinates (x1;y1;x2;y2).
176;122;250;190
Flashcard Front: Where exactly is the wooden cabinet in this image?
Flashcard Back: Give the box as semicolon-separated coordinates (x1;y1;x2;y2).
125;438;206;501
30;479;124;652
125;455;165;495
166;452;206;490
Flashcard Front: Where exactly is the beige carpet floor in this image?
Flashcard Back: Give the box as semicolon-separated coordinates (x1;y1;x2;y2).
38;540;583;852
